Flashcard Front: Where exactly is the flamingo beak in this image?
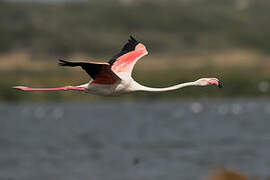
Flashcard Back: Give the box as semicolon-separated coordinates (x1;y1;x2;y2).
218;82;223;88
208;79;223;88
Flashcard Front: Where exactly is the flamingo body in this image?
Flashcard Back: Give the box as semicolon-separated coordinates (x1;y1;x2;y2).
13;36;222;96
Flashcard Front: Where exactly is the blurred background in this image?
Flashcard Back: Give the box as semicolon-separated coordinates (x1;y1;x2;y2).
1;0;270;101
0;0;270;179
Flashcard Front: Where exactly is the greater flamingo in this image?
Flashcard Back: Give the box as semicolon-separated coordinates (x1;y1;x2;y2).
13;36;222;96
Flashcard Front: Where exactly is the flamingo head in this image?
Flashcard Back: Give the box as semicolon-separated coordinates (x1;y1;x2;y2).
195;78;223;88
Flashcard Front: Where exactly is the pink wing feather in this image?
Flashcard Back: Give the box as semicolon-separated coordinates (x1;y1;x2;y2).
108;36;148;76
111;43;148;76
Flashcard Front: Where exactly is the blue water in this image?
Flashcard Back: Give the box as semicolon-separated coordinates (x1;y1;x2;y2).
0;99;270;180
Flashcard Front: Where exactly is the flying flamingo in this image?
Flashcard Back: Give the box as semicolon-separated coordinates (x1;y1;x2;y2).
13;36;222;96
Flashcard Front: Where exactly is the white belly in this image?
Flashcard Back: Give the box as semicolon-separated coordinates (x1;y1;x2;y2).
86;76;133;96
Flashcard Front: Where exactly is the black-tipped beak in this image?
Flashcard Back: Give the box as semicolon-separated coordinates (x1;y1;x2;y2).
218;82;223;88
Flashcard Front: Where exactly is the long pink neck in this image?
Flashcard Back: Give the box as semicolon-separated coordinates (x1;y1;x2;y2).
13;86;85;91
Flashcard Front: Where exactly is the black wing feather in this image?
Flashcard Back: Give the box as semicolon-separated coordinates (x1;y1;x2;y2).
108;35;139;65
58;59;102;79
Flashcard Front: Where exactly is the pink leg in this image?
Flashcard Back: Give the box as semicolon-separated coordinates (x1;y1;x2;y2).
13;86;86;91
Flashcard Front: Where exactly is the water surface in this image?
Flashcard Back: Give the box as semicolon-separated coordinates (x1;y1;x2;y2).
0;100;270;180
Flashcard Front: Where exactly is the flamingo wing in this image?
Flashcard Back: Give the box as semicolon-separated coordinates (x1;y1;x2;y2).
59;59;120;84
108;36;148;76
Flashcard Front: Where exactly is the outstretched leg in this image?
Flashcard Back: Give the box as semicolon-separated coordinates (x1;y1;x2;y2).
13;86;86;91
